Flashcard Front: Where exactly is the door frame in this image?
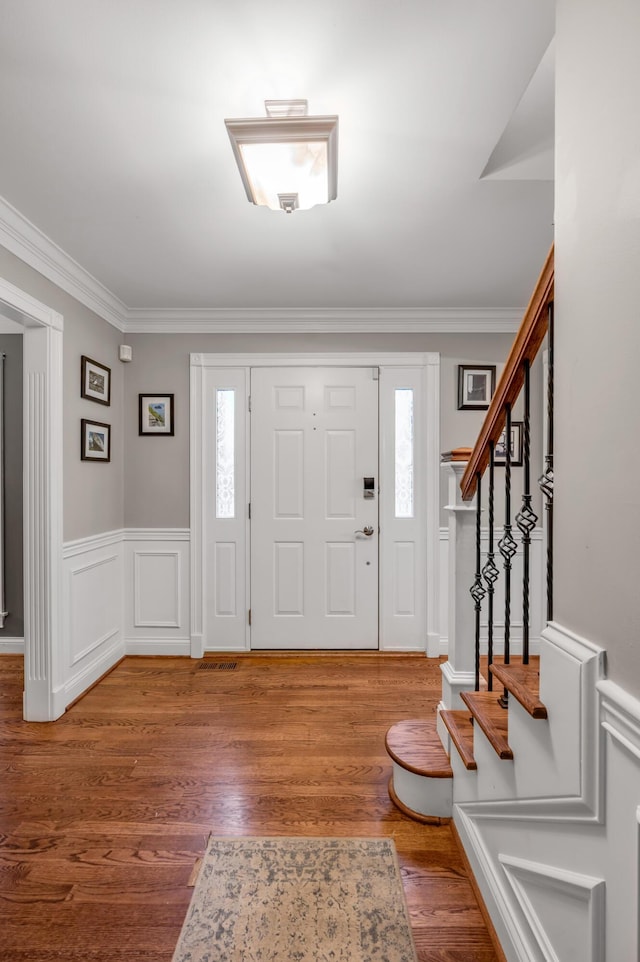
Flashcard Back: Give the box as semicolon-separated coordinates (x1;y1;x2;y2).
0;276;64;720
190;351;441;656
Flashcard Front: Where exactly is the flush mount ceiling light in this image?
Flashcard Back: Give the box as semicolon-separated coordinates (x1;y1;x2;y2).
224;100;338;213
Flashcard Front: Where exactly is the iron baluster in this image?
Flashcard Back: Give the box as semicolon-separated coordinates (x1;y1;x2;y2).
498;404;517;707
482;442;499;691
469;471;486;692
516;359;538;665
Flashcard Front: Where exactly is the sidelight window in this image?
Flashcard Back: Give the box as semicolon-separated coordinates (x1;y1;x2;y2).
216;389;235;518
394;388;414;518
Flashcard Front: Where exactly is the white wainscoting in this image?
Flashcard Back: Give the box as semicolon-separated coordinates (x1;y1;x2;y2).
453;621;640;962
124;529;190;654
438;526;545;656
63;530;125;708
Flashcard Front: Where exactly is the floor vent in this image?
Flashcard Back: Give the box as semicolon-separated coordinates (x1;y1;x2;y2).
197;661;238;671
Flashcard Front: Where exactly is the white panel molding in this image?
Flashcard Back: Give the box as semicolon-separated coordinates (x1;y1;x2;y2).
598;678;640;763
63;533;124;710
0;637;25;653
0;196;126;332
455;621;605;823
124;529;190;651
133;551;181;628
499;855;605;962
69;553;120;665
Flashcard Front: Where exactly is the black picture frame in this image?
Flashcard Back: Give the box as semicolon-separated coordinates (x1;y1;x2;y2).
457;364;496;410
81;419;111;462
81;355;111;406
494;421;523;467
139;393;175;436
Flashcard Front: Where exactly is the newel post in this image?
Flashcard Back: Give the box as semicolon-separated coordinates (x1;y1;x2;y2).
440;450;478;710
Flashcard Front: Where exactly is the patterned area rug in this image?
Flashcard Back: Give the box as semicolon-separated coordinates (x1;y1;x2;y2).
172;836;418;962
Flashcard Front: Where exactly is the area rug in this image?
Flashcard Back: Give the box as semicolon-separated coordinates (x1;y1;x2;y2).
172;836;418;962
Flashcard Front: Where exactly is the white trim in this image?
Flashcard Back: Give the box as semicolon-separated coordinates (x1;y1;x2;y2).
125;638;191;656
191;351;437;369
191;352;441;655
0;196;523;334
0;637;25;653
499;855;605;962
64;528;124;558
598;678;640;763
133;550;182;628
124;527;190;542
126;307;521;334
0;275;64;721
0;196;126;332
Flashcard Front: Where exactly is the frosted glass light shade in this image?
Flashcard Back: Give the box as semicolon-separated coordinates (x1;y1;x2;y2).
225;106;338;212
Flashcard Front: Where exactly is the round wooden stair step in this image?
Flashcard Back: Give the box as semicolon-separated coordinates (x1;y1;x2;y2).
385;719;453;778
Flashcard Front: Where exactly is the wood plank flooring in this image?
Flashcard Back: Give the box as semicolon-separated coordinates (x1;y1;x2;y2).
0;653;500;962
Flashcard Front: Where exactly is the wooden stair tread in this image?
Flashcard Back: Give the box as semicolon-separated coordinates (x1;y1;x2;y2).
490;660;547;719
460;691;513;760
385;719;453;778
440;709;477;770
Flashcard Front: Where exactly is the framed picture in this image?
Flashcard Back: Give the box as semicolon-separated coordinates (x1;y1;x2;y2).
81;419;111;462
81;355;111;406
139;393;175;436
457;365;496;410
494;421;523;467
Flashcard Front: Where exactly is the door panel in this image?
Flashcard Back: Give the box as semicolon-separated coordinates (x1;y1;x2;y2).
250;367;378;649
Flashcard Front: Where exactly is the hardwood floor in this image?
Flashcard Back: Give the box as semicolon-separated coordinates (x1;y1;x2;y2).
0;653;500;962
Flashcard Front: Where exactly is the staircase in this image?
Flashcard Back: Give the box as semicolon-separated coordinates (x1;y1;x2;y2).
387;656;545;819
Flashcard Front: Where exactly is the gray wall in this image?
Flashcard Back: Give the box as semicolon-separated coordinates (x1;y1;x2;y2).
0;334;23;636
123;330;531;528
0;248;124;541
555;0;640;697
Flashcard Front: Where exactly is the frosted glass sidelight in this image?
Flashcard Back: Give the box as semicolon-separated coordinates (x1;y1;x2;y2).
216;389;235;518
395;389;414;518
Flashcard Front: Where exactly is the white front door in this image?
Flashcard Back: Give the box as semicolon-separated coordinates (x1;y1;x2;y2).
250;367;379;649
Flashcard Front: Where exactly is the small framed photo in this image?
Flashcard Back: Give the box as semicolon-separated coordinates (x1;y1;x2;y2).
494;421;523;467
139;394;175;436
457;365;496;410
81;355;111;406
81;419;111;462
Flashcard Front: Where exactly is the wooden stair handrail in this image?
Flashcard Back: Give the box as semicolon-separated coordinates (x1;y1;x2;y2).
460;244;554;501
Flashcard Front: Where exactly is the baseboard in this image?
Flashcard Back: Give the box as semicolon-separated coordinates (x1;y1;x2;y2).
0;637;24;653
125;638;191;656
451;819;508;962
63;636;126;708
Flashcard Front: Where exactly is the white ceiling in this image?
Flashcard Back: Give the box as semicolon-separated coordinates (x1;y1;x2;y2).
0;0;555;325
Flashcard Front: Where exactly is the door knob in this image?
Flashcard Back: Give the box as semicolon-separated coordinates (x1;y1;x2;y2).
355;525;375;537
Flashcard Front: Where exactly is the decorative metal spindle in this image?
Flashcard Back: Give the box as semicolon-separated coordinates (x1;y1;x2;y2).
538;301;554;621
470;471;486;692
498;404;517;707
516;360;538;665
482;442;499;691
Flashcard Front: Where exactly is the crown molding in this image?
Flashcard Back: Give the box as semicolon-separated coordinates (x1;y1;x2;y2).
124;307;522;334
0;196;127;332
0;195;523;335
